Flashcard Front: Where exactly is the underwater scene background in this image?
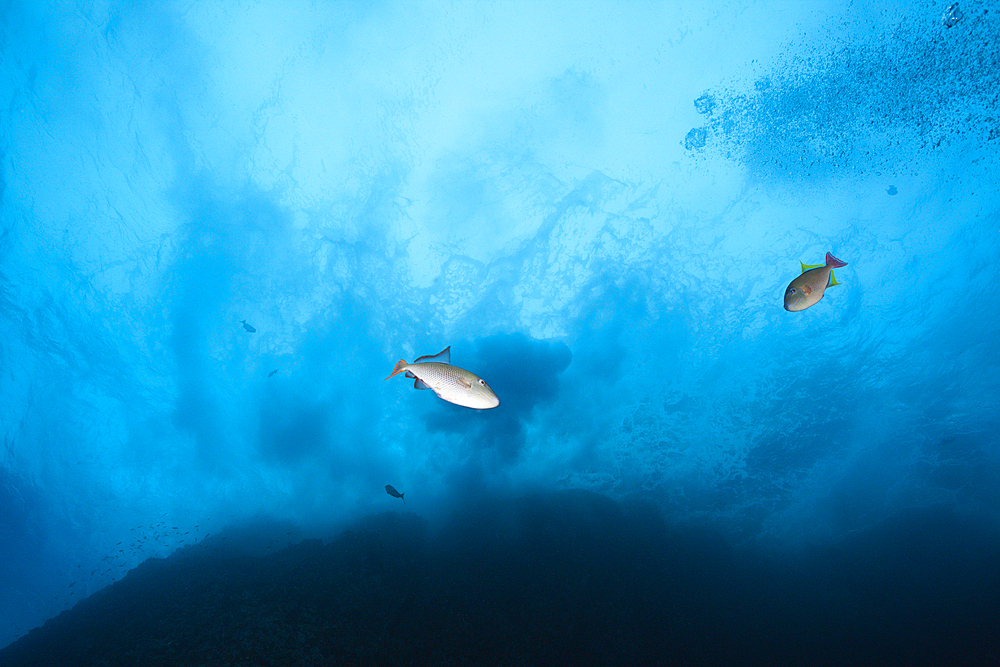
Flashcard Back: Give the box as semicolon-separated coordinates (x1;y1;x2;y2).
1;1;998;664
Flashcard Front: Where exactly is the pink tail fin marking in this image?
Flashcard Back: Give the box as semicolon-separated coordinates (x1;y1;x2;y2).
826;252;848;268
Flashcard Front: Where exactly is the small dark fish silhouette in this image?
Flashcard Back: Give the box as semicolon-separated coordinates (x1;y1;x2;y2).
241;320;256;333
268;369;278;377
385;485;405;504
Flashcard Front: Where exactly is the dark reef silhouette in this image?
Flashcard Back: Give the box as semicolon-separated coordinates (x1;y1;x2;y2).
1;492;996;666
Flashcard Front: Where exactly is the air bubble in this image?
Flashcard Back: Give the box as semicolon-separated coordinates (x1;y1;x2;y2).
694;93;716;115
684;127;707;150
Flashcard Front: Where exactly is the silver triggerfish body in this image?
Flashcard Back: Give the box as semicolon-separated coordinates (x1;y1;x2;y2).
784;252;848;312
385;346;500;409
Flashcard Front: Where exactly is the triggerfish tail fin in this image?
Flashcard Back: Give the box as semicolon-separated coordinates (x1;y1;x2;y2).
414;346;451;365
828;270;841;287
385;360;408;380
825;252;848;268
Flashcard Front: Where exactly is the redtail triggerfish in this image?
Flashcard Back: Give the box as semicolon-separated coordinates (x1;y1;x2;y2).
385;346;500;409
784;252;848;311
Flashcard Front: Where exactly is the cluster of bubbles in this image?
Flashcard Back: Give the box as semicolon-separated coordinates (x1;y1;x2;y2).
683;3;998;180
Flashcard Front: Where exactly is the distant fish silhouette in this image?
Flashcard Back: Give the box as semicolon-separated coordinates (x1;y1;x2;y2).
385;485;405;504
268;369;278;377
241;320;256;333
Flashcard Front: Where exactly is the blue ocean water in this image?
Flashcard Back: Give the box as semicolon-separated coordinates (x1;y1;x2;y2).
1;1;998;663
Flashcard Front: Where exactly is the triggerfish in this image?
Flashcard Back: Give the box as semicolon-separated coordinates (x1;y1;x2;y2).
784;252;848;312
385;485;405;504
385;346;500;409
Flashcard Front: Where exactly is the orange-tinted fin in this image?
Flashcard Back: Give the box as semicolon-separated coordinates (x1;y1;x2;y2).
385;360;408;380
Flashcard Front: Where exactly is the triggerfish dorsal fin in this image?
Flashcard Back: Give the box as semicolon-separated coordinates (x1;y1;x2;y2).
800;261;824;272
414;346;451;365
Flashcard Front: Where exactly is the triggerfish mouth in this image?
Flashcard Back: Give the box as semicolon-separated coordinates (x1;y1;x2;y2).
385;346;500;409
784;252;848;312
